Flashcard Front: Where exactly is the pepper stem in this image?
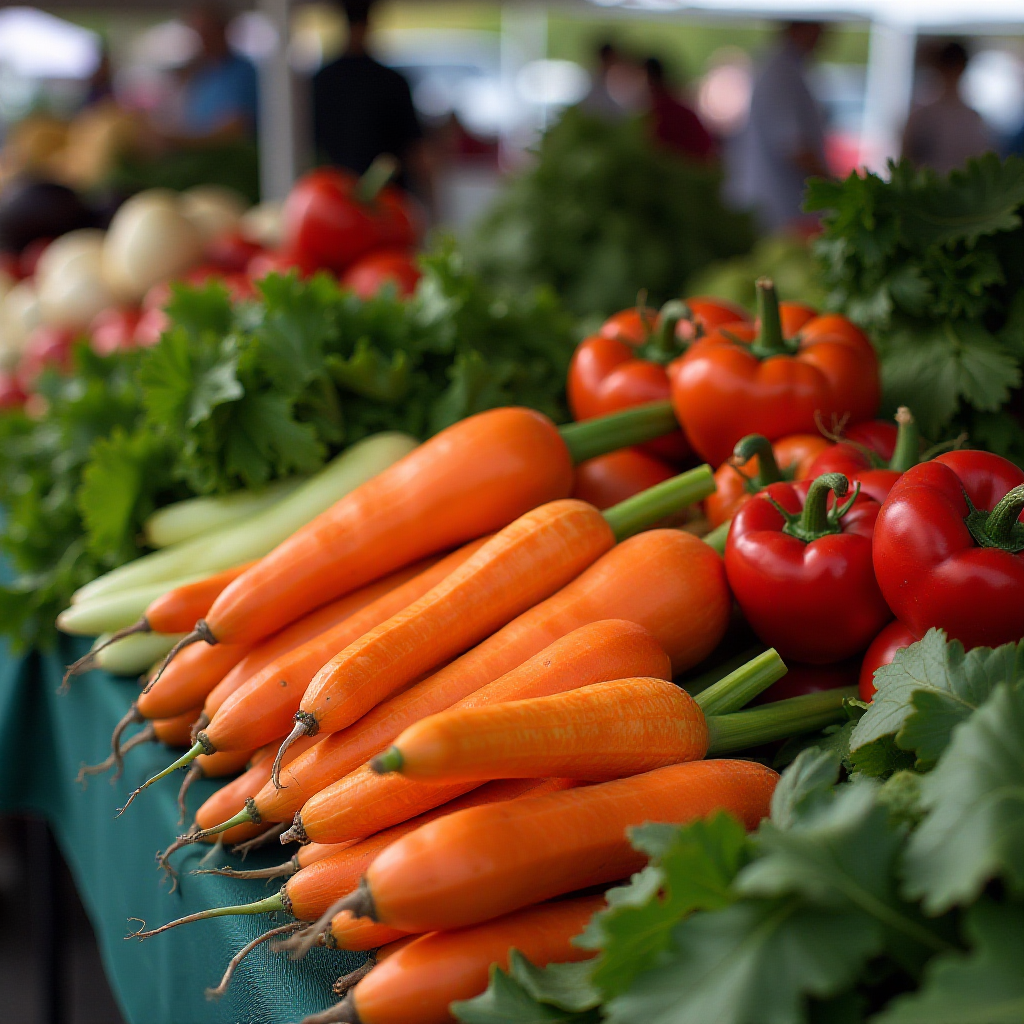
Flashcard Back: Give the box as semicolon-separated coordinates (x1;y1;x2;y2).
354;154;399;204
750;278;789;359
558;401;678;465
964;483;1024;554
770;473;856;544
888;407;920;472
638;300;690;364
733;434;783;487
695;649;788;716
602;464;714;541
705;687;856;754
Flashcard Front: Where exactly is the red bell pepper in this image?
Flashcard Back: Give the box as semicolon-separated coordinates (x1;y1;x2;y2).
872;450;1024;650
282;156;419;273
725;472;892;664
568;298;748;463
340;248;421;299
800;407;919;504
754;658;859;705
669;278;881;467
570;448;676;511
705;432;830;528
858;620;917;701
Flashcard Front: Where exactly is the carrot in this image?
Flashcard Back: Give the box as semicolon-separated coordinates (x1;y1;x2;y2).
136;641;251;722
279;469;711;774
121;542;488;810
62;563;254;684
194;840;353;883
131;779;568;940
281;530;729;846
151;708;204;747
203;618;672;836
327;912;409;952
372;664;791;782
321;898;603;1024
332;760;777;935
160;402;676;661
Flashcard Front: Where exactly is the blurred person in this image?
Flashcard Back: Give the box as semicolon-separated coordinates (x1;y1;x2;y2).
644;56;716;162
582;42;627;120
312;0;429;200
726;21;828;232
902;41;992;174
173;6;258;142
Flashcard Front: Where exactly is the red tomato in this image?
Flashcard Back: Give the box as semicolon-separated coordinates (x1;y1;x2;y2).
754;658;859;705
133;307;170;347
247;247;321;282
0;370;26;409
17;325;75;389
858;621;918;701
205;231;263;273
19;237;52;278
570;449;676;511
340;249;421;299
89;307;141;356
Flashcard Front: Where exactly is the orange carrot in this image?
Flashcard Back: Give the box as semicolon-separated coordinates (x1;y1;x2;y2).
375;677;710;782
123;542;488;809
327;912;408;952
210;618;671;835
137;641;251;722
284;531;728;846
338;760;777;934
176;408;576;653
132;779;568;939
327;897;603;1024
151;708;204;747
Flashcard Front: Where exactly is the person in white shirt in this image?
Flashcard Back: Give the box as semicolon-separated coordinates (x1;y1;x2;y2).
726;21;829;233
902;41;992;175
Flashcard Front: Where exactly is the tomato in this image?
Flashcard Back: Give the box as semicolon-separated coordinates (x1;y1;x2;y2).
247;246;321;282
89;307;141;356
340;249;420;299
205;231;263;274
0;370;26;409
16;325;75;389
858;620;918;701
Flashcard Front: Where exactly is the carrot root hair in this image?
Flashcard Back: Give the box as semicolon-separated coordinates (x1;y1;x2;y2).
279;813;308;846
176;763;202;826
182;801;257;846
271;714;317;790
116;739;206;816
300;995;359;1024
333;957;376;997
233;822;288;859
125;891;286;940
190;712;210;744
143;620;216;693
157;824;198;892
60;618;152;691
191;857;297;882
108;703;143;780
276;881;375;962
205;921;304;1001
77;722;155;787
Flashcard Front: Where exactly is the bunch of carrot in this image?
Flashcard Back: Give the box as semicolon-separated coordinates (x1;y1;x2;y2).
61;402;853;1016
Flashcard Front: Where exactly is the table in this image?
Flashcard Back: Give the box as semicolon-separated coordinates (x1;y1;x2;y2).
0;636;363;1024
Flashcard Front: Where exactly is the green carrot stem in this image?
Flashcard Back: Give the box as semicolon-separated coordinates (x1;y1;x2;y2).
127;891;286;940
682;646;766;698
705;687;856;754
701;520;731;555
888;407;920;473
187;804;256;844
371;747;404;774
695;649;787;716
603;465;714;541
558;401;678;465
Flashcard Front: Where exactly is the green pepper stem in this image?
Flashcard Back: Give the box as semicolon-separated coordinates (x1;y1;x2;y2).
772;473;855;544
888;407;920;473
972;483;1024;551
705;687;856;754
639;300;690;364
127;891;287;940
559;401;678;465
702;519;731;555
603;465;714;541
733;434;783;486
750;278;787;358
695;649;788;716
682;646;766;698
354;154;399;204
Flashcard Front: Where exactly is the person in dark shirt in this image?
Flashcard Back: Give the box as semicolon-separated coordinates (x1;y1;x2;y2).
313;0;426;196
644;57;716;163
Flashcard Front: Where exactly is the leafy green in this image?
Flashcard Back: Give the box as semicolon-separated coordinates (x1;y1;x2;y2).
850;628;1024;773
807;155;1024;460
469;109;755;316
902;682;1024;913
873;899;1024;1023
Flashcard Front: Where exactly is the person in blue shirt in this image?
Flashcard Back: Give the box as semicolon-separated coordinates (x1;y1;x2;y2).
177;6;258;141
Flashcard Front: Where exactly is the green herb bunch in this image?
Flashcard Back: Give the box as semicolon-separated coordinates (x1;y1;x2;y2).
807;155;1024;463
468;108;756;318
455;628;1024;1024
0;245;576;650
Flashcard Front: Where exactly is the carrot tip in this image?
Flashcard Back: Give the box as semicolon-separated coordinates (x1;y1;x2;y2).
60;618;152;691
142;620;215;694
298;993;359;1024
205;921;304;1001
271;716;315;790
233;822;288;859
369;747;403;774
279;814;308;846
333;958;376;997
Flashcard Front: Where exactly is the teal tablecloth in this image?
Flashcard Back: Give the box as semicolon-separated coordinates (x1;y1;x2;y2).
0;636;361;1024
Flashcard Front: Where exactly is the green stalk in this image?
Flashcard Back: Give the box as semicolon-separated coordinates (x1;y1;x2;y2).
888;407;920;472
733;434;783;487
701;520;731;555
965;483;1024;553
602;465;714;541
354;154;399;204
695;649;787;716
117;740;206;816
749;278;789;359
772;473;856;543
128;891;286;940
187;803;256;844
681;646;766;698
706;687;856;754
558;401;678;465
372;747;403;774
638;300;690;364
